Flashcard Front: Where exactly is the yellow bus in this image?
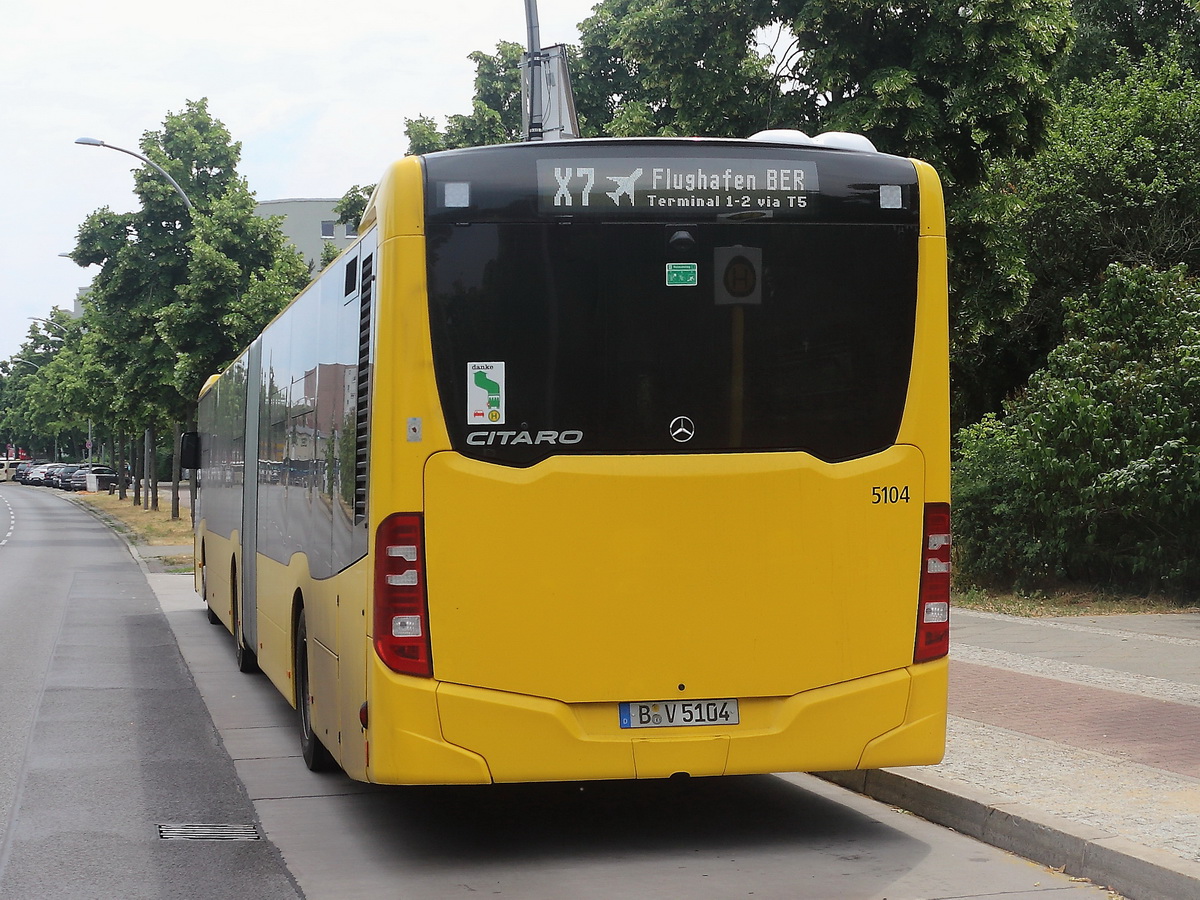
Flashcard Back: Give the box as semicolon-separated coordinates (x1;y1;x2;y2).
190;133;950;784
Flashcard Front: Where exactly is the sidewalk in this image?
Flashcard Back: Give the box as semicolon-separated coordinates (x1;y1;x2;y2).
823;609;1200;900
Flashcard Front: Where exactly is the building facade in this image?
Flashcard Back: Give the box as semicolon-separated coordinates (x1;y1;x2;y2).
255;198;358;271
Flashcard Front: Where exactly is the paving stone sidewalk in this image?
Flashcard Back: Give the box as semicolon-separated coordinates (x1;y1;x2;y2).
828;609;1200;900
952;659;1200;778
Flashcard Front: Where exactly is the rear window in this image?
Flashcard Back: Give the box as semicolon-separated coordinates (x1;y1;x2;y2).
423;141;920;466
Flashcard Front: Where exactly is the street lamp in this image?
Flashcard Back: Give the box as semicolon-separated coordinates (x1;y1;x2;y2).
10;358;42;371
74;137;194;211
28;316;70;336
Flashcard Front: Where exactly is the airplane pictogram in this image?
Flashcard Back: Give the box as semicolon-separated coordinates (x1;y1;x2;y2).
606;168;644;205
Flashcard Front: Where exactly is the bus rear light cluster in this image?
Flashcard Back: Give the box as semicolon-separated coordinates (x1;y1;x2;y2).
914;503;951;663
374;513;433;677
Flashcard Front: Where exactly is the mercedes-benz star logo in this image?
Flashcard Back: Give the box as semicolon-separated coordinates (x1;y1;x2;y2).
669;416;696;442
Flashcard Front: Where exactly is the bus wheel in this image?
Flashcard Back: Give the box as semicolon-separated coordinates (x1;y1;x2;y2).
202;559;219;624
231;567;259;674
295;608;336;772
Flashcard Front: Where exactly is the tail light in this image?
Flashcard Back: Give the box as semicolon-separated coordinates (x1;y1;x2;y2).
914;502;951;663
374;513;433;676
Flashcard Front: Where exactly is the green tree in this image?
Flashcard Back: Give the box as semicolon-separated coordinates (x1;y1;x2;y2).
165;186;308;401
1024;52;1200;293
569;0;1074;186
72;99;306;513
1061;0;1200;82
403;115;448;156
575;0;776;138
956;51;1200;422
333;184;375;230
325;183;377;273
466;41;527;138
0;358;49;459
318;240;342;272
0;312;100;460
954;264;1200;592
403;42;527;152
781;0;1073;185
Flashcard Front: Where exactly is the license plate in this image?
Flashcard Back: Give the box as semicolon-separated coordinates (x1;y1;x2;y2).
619;699;739;729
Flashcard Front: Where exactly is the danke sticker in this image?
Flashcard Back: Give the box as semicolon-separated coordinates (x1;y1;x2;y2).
467;362;505;425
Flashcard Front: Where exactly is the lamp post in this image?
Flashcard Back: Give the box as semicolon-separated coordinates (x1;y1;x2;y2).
28;316;71;337
74;137;194;211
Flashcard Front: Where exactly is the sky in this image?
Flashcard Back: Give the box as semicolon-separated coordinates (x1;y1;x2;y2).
0;0;597;362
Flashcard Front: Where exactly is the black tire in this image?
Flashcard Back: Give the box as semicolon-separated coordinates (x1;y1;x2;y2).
231;565;259;674
295;609;337;772
202;559;220;624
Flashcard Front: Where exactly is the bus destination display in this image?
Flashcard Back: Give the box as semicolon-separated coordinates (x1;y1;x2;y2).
537;157;820;218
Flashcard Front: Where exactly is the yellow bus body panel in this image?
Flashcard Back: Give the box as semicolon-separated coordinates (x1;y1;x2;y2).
859;657;949;768
364;656;945;783
423;447;926;703
352;445;949;783
365;658;493;784
198;525;237;632
436;662;944;781
254;552;300;700
896;159;950;500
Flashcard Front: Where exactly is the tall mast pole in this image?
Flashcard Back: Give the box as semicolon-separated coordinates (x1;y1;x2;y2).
524;0;544;141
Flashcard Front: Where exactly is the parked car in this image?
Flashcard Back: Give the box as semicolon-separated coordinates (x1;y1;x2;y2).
14;460;48;483
69;465;127;492
25;463;59;486
67;465;96;491
48;464;83;489
0;460;23;482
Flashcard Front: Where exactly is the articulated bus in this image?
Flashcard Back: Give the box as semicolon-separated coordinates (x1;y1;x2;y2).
191;132;950;784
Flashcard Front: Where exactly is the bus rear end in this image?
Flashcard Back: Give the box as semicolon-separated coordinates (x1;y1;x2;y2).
365;138;948;783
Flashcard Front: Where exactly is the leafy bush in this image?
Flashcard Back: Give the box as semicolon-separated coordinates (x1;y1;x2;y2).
954;50;1200;428
954;264;1200;592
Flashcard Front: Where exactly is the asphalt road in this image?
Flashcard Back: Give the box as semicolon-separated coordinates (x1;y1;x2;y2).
1;484;1116;899
0;483;299;900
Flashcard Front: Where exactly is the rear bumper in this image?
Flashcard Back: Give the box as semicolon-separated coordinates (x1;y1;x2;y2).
364;658;948;784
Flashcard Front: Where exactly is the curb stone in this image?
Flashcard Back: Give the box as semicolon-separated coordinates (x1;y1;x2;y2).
818;767;1200;900
59;492;192;574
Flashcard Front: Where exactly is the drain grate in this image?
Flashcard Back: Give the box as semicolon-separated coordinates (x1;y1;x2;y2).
158;823;261;841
